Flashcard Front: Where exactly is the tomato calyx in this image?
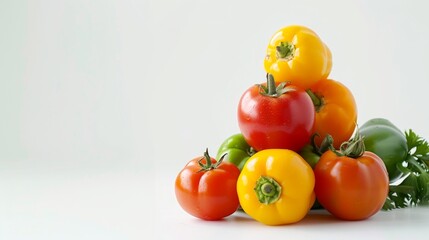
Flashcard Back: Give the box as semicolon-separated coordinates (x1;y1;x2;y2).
254;176;282;204
258;74;294;98
197;148;226;172
306;89;324;112
276;41;295;61
311;134;334;155
319;130;366;158
333;131;366;158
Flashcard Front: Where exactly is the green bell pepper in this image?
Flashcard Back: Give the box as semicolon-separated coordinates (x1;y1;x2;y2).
217;133;255;171
299;134;334;169
299;134;334;210
299;145;321;169
359;118;408;182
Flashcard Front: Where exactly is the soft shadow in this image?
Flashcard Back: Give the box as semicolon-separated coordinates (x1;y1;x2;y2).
299;209;342;225
227;211;255;223
228;209;344;226
186;210;255;225
201;209;363;226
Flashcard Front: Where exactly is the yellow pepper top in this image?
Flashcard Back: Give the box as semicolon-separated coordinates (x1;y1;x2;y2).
264;25;332;90
237;149;315;225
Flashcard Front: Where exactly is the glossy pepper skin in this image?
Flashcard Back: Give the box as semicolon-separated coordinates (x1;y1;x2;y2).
264;25;332;90
216;133;255;171
237;149;315;225
359;118;408;182
307;79;357;149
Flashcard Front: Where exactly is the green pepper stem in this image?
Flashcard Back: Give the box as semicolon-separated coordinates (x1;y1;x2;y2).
254;176;282;204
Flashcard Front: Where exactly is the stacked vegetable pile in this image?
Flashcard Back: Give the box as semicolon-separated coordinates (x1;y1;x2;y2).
174;25;429;225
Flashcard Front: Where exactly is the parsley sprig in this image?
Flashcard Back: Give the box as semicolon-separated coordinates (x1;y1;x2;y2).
383;129;429;210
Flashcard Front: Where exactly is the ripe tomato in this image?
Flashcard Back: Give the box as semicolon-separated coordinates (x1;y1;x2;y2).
307;79;357;149
314;135;389;220
175;149;240;220
237;75;315;152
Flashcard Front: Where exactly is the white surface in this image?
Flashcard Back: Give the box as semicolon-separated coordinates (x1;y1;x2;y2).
1;169;428;239
1;0;429;239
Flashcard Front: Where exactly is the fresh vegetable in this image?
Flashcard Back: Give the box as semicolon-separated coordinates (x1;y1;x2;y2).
237;74;315;152
300;135;335;210
382;129;429;210
359;118;408;182
237;149;315;225
263;25;332;89
175;149;240;220
314;132;389;220
216;133;255;171
299;145;321;169
299;134;334;168
359;118;429;209
299;143;323;211
307;79;357;149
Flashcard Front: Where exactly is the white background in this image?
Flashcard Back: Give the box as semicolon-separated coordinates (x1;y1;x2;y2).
1;0;429;239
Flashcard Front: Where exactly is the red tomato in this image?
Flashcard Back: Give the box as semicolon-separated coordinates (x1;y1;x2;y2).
237;75;315;151
175;149;240;220
314;149;389;220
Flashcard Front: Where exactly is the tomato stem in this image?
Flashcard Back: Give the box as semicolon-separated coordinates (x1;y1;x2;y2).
336;130;366;158
312;134;335;155
259;74;294;97
267;74;277;95
254;176;282;204
198;148;224;172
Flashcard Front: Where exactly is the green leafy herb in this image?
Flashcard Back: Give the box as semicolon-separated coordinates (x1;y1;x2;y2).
383;129;429;210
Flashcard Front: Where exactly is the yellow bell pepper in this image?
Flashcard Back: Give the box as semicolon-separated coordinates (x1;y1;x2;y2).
263;25;332;90
237;149;315;225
